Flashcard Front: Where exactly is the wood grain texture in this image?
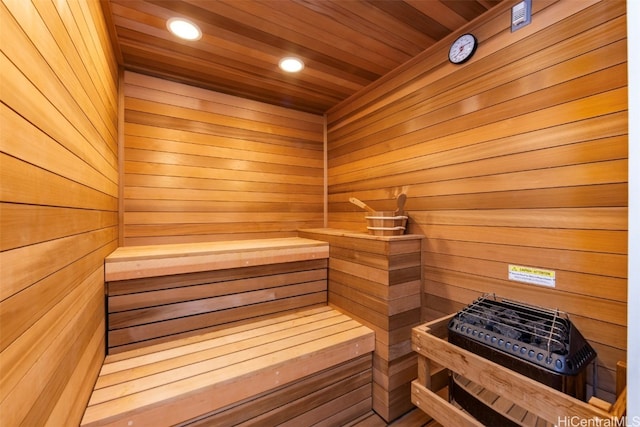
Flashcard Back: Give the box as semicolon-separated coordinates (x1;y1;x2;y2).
0;1;118;426
82;306;374;426
121;72;325;245
104;237;328;280
326;0;627;400
105;239;330;352
299;229;423;422
188;355;373;426
411;321;626;426
102;0;500;113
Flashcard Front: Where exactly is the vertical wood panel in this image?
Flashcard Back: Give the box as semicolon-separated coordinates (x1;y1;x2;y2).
326;0;627;401
121;72;325;245
0;0;118;425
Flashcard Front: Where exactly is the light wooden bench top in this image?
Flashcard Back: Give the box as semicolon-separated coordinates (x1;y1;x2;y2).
105;237;329;281
299;228;424;241
81;306;374;427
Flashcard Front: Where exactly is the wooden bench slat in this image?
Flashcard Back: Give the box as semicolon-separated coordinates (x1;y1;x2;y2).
105;238;326;261
109;280;327;329
108;269;326;312
81;308;374;427
278;383;372;427
106;259;328;296
83;328;373;425
101;307;342;373
103;306;332;363
183;355;373;426
107;293;327;350
95;311;353;388
91;318;367;405
104;237;329;281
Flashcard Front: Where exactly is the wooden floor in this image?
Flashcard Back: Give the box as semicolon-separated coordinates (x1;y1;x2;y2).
350;408;440;427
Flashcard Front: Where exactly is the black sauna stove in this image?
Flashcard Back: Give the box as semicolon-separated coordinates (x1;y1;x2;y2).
447;295;597;426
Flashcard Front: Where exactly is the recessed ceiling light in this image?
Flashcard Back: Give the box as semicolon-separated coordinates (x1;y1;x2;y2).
167;17;202;41
279;57;304;73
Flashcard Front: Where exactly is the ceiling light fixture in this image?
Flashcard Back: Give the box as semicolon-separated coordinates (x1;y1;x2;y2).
279;57;304;73
167;17;202;41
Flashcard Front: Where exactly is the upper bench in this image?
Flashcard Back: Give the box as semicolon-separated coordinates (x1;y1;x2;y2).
104;237;331;353
104;237;330;281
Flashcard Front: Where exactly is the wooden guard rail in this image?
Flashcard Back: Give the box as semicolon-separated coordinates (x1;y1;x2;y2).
411;315;627;427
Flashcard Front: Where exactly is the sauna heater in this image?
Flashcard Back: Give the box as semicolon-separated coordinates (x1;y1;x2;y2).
447;295;597;426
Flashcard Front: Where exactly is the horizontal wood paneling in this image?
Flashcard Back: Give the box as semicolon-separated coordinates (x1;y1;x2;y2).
326;0;627;400
299;228;423;421
0;0;118;425
192;354;372;426
122;72;325;245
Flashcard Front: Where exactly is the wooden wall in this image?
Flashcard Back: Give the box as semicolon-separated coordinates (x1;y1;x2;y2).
121;72;325;246
0;0;118;425
326;0;627;401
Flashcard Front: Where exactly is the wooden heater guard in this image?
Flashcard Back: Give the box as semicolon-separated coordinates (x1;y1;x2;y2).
411;314;627;427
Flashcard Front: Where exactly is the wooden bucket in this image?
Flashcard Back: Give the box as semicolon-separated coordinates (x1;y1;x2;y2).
365;211;408;236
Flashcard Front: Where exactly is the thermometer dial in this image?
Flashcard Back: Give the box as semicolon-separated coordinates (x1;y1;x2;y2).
448;33;478;65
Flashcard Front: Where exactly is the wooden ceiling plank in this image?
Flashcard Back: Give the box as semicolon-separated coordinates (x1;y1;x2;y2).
111;4;370;84
440;0;493;22
111;3;370;95
110;1;297;82
257;0;410;67
405;0;470;32
330;0;437;52
292;0;424;60
477;0;503;10
367;0;451;41
106;0;503;113
179;0;387;78
112;22;286;81
116;31;362;100
110;2;276;64
119;45;344;102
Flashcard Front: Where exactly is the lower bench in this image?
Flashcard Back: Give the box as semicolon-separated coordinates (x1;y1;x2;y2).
81;306;375;426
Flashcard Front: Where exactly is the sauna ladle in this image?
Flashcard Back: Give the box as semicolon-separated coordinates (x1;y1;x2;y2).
349;197;377;214
395;193;406;216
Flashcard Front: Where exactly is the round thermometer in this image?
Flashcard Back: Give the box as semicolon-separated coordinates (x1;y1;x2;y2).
448;33;478;65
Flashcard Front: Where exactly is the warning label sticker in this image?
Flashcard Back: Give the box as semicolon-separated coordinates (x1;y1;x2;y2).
508;264;556;288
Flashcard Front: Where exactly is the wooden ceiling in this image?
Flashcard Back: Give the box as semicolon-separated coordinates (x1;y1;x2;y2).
103;0;503;114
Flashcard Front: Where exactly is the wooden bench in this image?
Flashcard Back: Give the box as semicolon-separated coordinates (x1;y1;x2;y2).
82;306;374;426
104;237;331;353
83;237;375;425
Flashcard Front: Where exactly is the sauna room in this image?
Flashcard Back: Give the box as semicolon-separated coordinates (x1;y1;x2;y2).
1;0;638;425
